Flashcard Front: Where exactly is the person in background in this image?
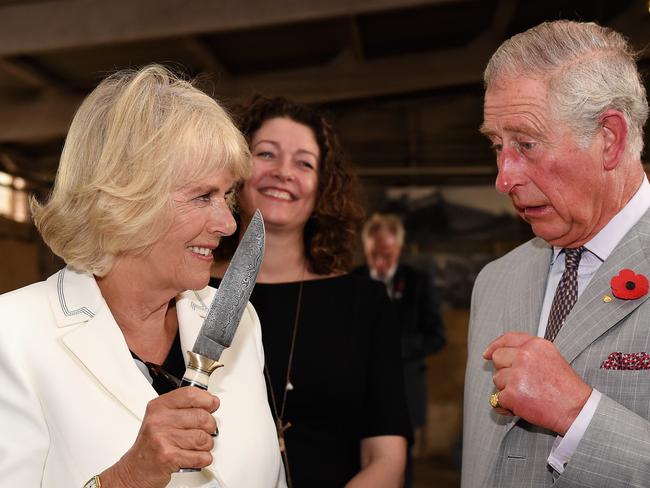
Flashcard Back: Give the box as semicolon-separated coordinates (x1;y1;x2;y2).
0;65;285;488
211;95;410;488
463;20;650;487
354;212;446;487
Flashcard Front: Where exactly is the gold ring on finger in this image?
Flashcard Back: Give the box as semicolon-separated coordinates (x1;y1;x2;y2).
489;392;501;409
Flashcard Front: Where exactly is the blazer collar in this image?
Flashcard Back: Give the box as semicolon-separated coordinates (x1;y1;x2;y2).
176;286;213;362
555;210;650;363
48;267;104;327
50;267;214;421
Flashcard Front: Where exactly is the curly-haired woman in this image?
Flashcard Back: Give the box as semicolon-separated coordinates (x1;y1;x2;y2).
211;95;410;488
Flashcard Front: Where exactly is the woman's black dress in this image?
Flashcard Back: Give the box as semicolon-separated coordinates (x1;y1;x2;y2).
211;273;411;487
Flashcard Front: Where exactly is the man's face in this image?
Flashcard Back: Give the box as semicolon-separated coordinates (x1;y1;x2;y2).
482;76;610;248
365;232;402;279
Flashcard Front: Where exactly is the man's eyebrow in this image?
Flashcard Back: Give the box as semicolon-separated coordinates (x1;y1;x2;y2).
479;124;495;137
478;124;544;139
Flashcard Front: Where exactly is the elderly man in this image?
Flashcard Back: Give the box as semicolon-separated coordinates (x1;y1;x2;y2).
462;20;650;488
357;213;446;420
355;213;446;488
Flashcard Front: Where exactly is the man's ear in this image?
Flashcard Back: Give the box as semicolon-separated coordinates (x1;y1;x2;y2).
599;109;628;171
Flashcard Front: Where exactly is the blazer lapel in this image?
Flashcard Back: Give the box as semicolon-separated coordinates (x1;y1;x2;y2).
50;269;226;484
51;268;156;421
503;238;553;336
497;239;552;437
175;287;212;366
555;218;650;364
62;306;157;421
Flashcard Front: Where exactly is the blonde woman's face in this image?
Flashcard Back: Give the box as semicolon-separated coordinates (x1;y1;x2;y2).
239;117;320;232
145;169;237;294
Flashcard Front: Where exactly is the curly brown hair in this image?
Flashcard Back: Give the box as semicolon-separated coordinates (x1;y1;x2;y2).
218;94;364;275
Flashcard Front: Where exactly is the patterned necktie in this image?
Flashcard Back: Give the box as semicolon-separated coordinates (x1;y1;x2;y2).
544;247;585;342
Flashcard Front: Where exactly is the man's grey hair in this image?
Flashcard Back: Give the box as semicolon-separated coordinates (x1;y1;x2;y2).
485;20;648;159
362;213;405;247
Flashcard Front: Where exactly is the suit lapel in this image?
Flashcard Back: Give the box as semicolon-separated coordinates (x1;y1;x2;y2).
555;217;650;363
51;268;156;421
391;265;407;300
495;240;552;437
50;268;224;482
176;287;212;366
62;306;157;421
504;238;552;336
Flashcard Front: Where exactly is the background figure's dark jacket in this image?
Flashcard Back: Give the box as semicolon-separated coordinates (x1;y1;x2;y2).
353;263;446;427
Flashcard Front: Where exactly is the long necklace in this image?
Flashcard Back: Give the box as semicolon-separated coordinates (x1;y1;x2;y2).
265;279;303;488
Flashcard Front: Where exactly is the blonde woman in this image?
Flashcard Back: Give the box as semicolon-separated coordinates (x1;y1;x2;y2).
0;66;285;488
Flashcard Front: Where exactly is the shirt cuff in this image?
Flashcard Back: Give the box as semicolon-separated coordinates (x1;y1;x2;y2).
547;389;602;474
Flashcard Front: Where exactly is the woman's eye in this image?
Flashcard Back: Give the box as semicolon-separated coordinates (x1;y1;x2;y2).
256;151;274;159
491;142;503;153
299;160;316;170
194;193;212;204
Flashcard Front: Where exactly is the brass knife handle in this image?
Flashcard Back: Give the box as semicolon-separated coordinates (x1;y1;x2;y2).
180;351;223;390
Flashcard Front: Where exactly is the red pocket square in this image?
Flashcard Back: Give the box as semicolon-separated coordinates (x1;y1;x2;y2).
601;352;650;370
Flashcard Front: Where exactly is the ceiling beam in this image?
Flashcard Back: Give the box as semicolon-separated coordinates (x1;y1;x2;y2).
0;0;466;56
0;58;51;88
180;37;230;77
0;90;80;143
611;1;650;58
213;39;494;103
354;165;496;177
347;17;366;61
211;1;515;104
0;37;494;143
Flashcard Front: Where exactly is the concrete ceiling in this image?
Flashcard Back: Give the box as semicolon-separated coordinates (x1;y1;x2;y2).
0;0;648;191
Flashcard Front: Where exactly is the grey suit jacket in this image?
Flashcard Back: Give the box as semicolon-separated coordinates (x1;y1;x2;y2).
462;210;650;488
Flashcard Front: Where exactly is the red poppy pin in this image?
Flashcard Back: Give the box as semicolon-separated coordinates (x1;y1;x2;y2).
393;278;406;299
610;269;649;300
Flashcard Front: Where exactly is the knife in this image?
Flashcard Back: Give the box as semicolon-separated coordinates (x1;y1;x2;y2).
178;209;264;473
180;208;265;391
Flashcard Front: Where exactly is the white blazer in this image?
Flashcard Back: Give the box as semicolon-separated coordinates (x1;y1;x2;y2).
0;267;286;488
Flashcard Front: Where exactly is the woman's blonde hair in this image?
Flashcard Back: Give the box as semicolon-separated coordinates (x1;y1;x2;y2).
32;64;250;276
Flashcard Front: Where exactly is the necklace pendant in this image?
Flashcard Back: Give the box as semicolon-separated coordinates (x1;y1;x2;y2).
277;421;291;452
285;381;294;391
